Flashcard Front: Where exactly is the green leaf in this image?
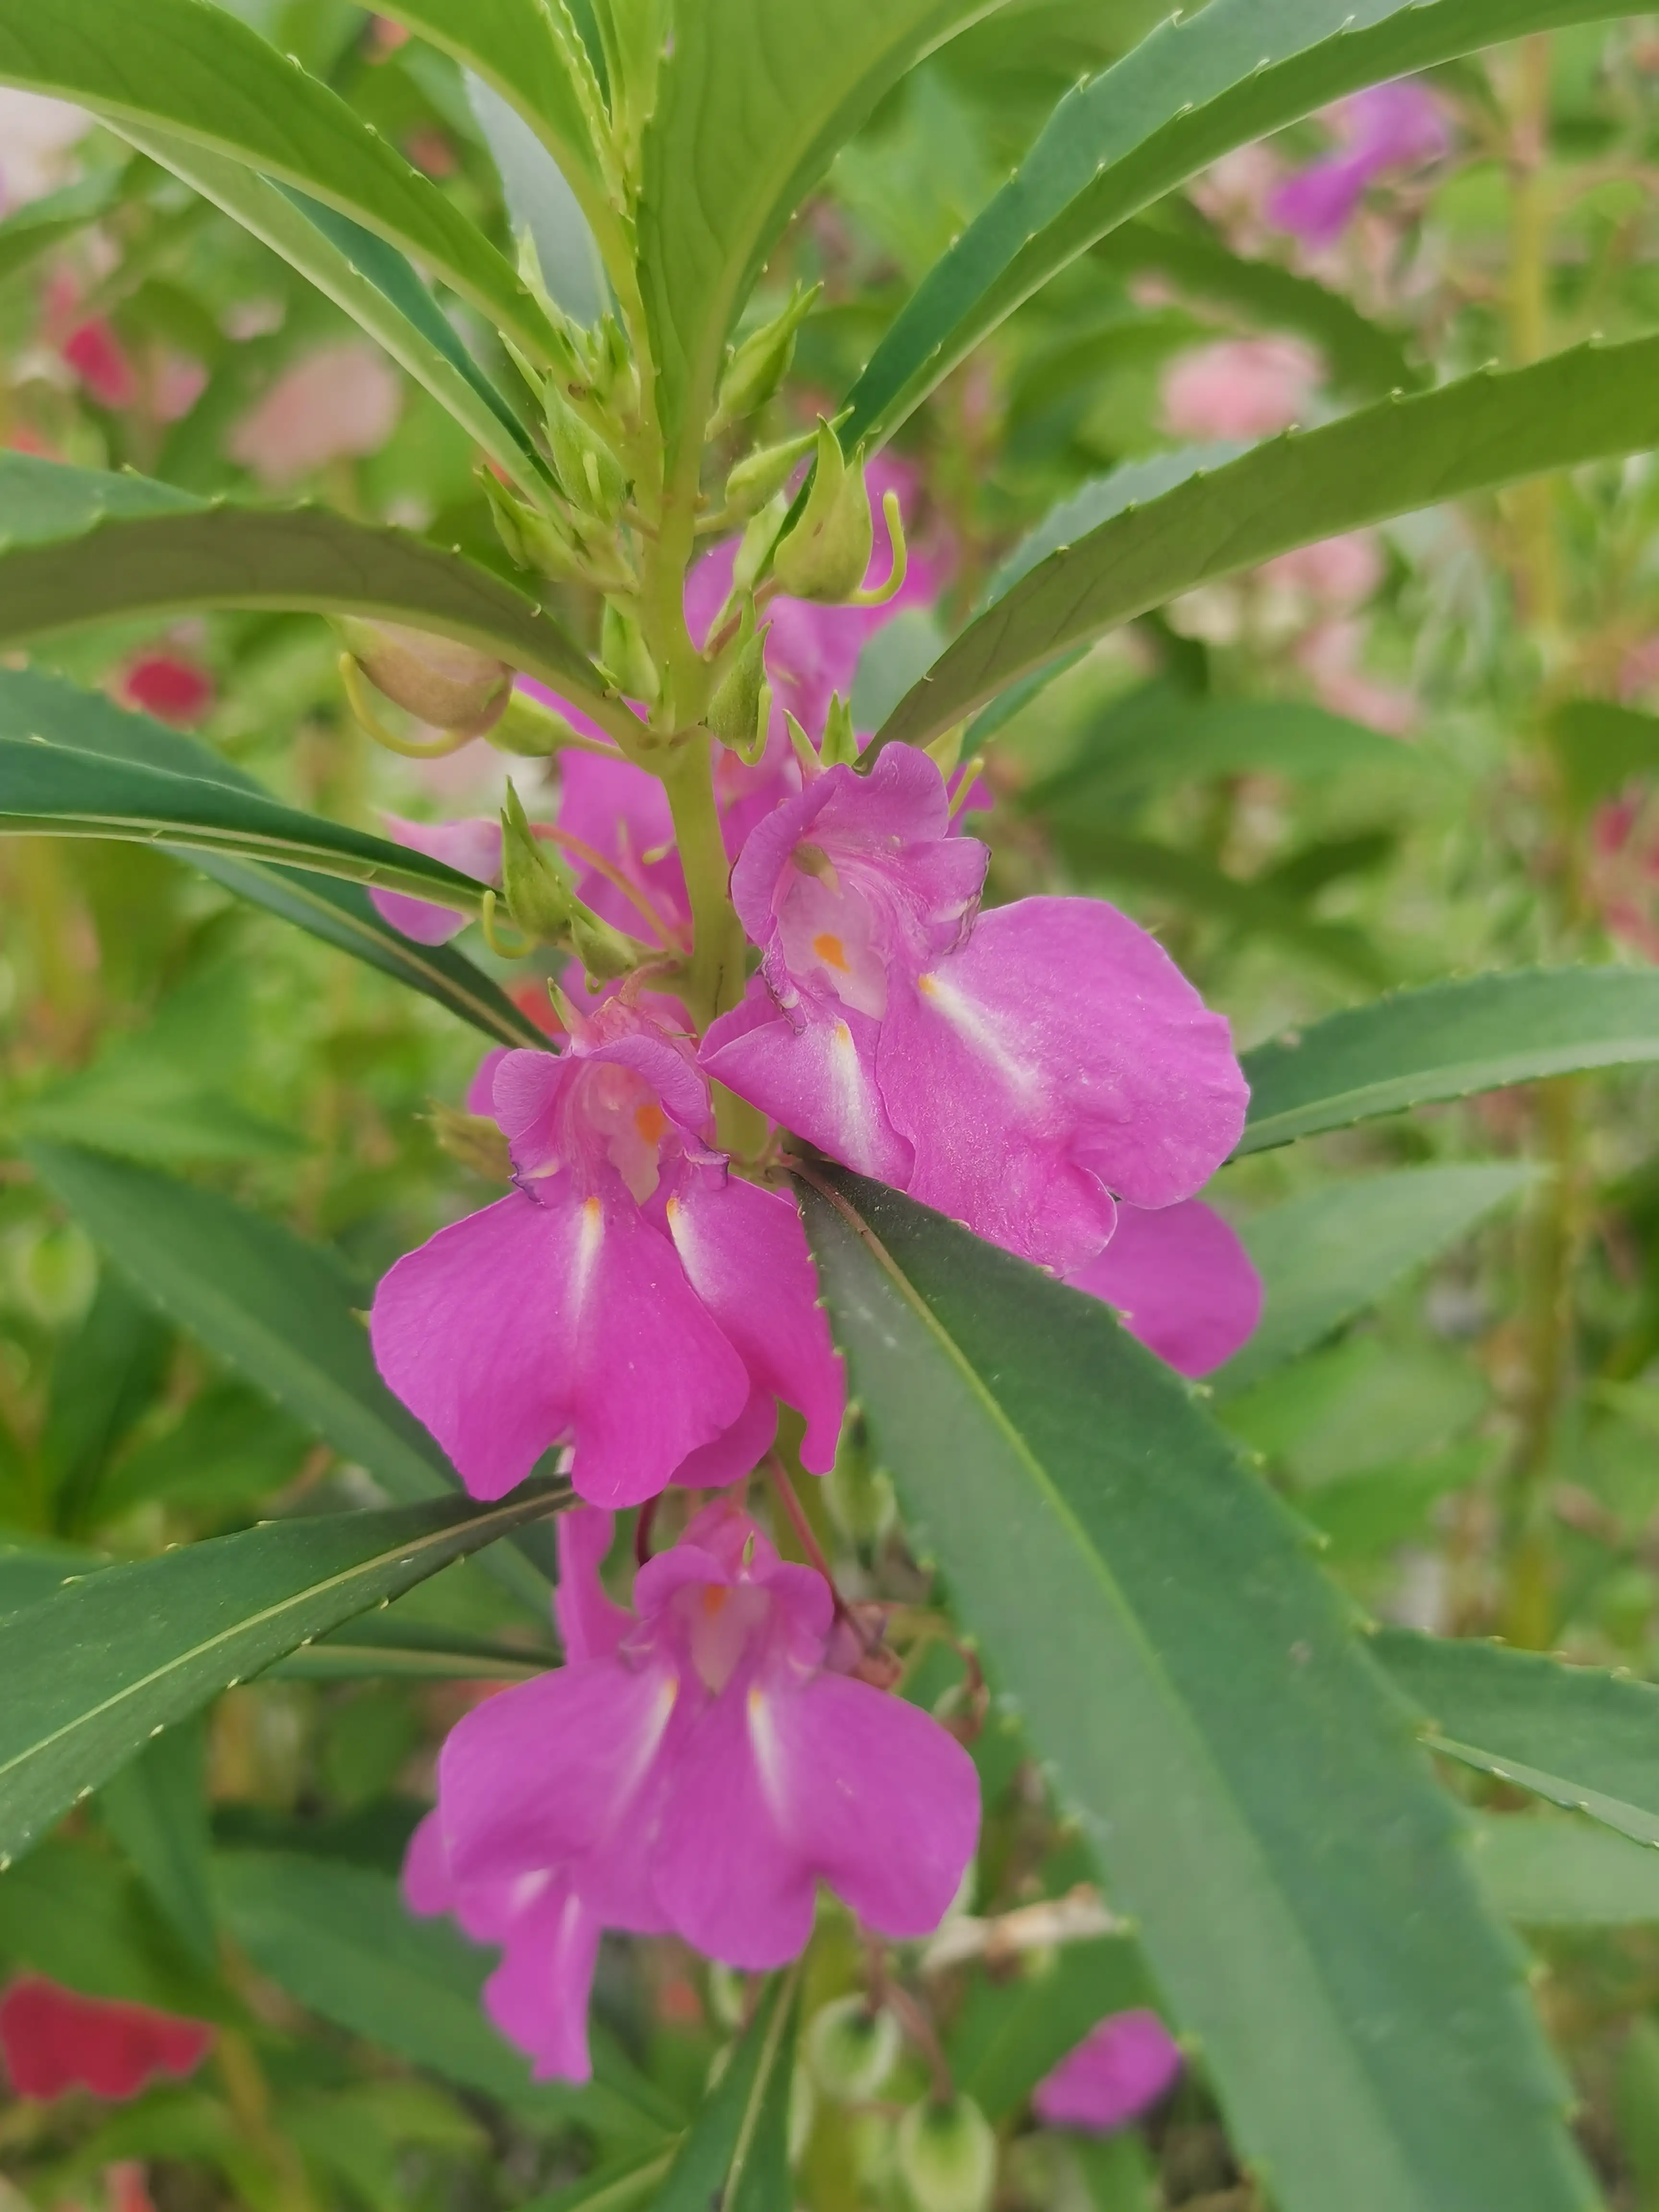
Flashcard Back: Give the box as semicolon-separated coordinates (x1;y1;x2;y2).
519;2144;678;2212
637;0;1002;500
271;1617;552;1682
0;1836;221;2018
797;1165;1595;2212
1546;697;1659;812
841;0;1623;451
1469;1813;1659;1926
215;1849;677;2144
1375;1630;1659;1850
0;0;563;368
1238;966;1659;1154
38;1269;172;1533
653;1966;798;2212
0;457;615;722
115;125;547;494
876;337;1659;752
0;166;128;288
0;1482;563;1868
1094;217;1423;399
99;1716;217;1969
1213;1163;1539;1396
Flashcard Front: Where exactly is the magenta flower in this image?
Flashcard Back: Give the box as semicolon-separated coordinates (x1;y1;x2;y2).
370;998;842;1507
700;746;1247;1275
1033;2008;1183;2133
1269;80;1448;248
0;1977;214;2103
416;1501;977;2080
1070;1197;1262;1377
370;813;503;945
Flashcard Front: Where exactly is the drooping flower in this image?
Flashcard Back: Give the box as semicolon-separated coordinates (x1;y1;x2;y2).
228;341;402;487
1268;80;1448;249
701;745;1247;1275
371;998;842;1506
1161;337;1322;443
1070;1197;1262;1378
411;1501;979;2078
1032;2008;1183;2133
0;1976;214;2102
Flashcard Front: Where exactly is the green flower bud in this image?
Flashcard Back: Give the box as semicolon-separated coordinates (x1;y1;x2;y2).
15;1222;96;1326
821;691;859;768
500;780;578;942
712;281;819;433
724;427;818;519
569;908;641;983
771;420;873;605
481;470;584;585
734;494;789;595
896;2096;997;2212
545;384;628;522
600;599;661;705
487;690;594;759
335;619;512;737
706;622;770;754
427;1104;511;1182
594;312;641;428
807;1996;901;2104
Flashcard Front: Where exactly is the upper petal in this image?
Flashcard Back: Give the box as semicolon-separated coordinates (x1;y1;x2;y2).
1068;1198;1262;1378
701;978;911;1186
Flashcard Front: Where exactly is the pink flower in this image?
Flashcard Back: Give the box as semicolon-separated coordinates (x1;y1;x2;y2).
63;320;139;412
370;998;843;1506
120;651;215;727
0;1977;214;2102
1069;1197;1261;1378
701;747;1247;1275
410;1501;979;2078
0;90;93;209
1589;785;1659;961
1269;80;1448;248
1032;2008;1182;2133
370;814;504;946
228;341;402;487
1161;337;1322;443
1294;618;1416;735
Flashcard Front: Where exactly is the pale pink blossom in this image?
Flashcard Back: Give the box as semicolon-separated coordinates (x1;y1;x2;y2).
1161;337;1322;443
228;341;402;486
0;90;93;209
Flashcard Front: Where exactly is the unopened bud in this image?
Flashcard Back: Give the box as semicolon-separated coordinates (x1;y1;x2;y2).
428;1104;511;1182
594;312;641;427
545;385;628;521
706;623;770;753
600;599;660;704
487;689;594;758
896;2096;997;2212
481;470;583;584
821;691;859;768
569;908;640;982
807;1996;901;2104
336;619;511;737
713;282;819;433
734;493;789;594
724;426;817;519
500;781;577;941
771;420;872;604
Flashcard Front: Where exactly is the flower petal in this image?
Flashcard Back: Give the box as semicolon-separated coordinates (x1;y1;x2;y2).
1032;2008;1183;2133
701;979;911;1185
480;1876;603;2084
0;1978;213;2103
1069;1198;1262;1377
369;814;501;946
555;1506;632;1662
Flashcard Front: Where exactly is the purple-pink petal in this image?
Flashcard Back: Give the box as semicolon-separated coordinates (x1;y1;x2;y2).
1032;2008;1183;2133
370;814;502;945
555;1507;632;1663
481;1876;603;2083
1068;1197;1262;1377
702;979;912;1185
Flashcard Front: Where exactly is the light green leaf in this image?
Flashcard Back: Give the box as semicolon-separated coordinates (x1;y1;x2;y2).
215;1849;677;2144
0;456;616;722
653;1966;798;2212
0;1483;564;1867
878;337;1659;752
1546;697;1659;812
842;0;1621;451
1469;1814;1659;1926
637;0;1004;502
0;0;563;367
100;1717;217;1969
1213;1163;1539;1395
1375;1631;1659;1850
1238;966;1659;1153
798;1165;1594;2212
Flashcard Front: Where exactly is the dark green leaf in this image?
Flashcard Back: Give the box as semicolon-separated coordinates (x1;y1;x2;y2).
1213;1163;1539;1396
1376;1630;1659;1849
798;1165;1594;2212
271;1616;553;1682
1238;967;1659;1153
653;1966;798;2212
0;0;563;367
100;1716;216;1968
39;1270;172;1533
0;1482;562;1867
518;2144;678;2211
842;0;1622;450
877;338;1659;752
215;1849;676;2144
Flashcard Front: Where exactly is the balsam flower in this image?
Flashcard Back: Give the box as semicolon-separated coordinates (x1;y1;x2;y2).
413;1501;977;2080
370;813;504;946
1070;1197;1262;1378
701;746;1247;1275
1032;2008;1183;2133
371;999;842;1507
1268;80;1447;249
0;1977;214;2103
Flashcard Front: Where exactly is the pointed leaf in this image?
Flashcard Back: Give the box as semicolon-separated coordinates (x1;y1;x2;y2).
1469;1814;1659;1926
1238;966;1659;1153
0;0;562;367
797;1165;1595;2212
653;1967;798;2212
100;1717;217;1969
0;1483;565;1867
878;336;1659;751
842;0;1621;450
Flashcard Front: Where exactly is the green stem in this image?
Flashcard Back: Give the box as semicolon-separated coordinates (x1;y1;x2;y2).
662;735;745;1030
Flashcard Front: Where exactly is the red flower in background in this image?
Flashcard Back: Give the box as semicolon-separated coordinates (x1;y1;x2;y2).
0;1976;215;2102
121;652;215;727
62;319;140;412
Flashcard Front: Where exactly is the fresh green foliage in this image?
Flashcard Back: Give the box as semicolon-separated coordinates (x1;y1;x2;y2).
652;1968;798;2212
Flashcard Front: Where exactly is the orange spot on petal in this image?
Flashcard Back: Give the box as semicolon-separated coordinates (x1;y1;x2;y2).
702;1585;729;1617
812;932;850;972
635;1103;668;1143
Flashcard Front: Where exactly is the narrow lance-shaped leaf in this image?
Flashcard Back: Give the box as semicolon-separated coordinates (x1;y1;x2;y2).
99;1717;216;1969
0;0;564;368
0;669;543;1051
0;1482;565;1868
0;456;621;729
652;1968;799;2212
798;1165;1596;2212
1238;967;1659;1153
877;336;1659;751
842;0;1624;451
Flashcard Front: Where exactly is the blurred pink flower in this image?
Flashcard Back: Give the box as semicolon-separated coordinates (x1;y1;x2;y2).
228;341;402;486
1589;785;1659;961
1295;617;1416;735
0;1977;214;2102
1269;80;1448;248
1033;2008;1182;2133
120;651;215;727
62;320;138;411
1257;532;1383;614
0;89;93;209
1161;337;1322;443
